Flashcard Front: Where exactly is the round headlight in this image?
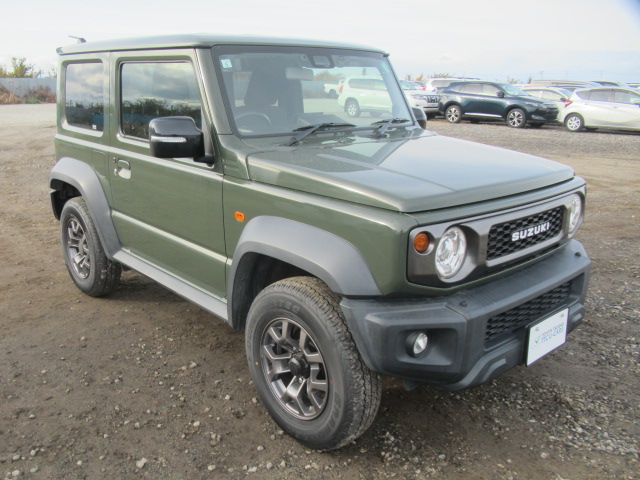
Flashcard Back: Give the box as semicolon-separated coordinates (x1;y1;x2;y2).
435;227;467;279
567;194;583;234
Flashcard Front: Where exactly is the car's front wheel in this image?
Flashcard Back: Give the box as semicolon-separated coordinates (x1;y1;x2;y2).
565;113;585;132
245;277;381;450
60;197;121;296
506;108;526;128
445;105;462;123
345;99;361;118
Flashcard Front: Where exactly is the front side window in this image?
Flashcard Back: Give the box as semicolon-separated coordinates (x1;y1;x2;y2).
120;62;202;139
501;84;528;97
613;90;640;104
213;45;411;137
483;84;501;96
65;62;104;131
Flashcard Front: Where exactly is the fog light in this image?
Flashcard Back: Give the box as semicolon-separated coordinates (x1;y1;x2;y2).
408;332;429;357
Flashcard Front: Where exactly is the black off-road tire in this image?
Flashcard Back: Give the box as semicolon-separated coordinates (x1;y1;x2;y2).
245;276;382;450
60;197;121;297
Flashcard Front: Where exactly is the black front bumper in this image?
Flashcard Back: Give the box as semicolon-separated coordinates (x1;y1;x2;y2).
341;240;591;391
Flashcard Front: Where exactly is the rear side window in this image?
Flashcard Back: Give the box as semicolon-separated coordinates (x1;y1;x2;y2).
120;62;202;139
65;62;104;131
461;84;483;94
589;90;611;102
542;91;564;101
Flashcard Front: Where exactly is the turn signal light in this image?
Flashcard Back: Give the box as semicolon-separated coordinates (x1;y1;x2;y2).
413;232;430;254
235;211;246;222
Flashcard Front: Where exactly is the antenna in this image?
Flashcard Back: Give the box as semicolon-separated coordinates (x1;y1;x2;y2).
69;36;87;44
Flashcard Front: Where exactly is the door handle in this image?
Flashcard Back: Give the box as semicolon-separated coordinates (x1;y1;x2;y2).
114;159;131;179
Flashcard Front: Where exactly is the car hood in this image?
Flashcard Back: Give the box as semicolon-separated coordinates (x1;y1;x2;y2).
246;132;574;213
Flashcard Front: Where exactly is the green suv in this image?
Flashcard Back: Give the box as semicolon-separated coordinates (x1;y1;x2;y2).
50;35;591;450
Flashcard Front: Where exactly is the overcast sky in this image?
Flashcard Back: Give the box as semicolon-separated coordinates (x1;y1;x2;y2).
2;0;640;83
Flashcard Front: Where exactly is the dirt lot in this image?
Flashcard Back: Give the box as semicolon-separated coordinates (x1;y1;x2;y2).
1;104;638;480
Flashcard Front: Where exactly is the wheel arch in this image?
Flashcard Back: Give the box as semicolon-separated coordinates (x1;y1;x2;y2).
443;100;462;112
49;157;122;258
227;216;381;331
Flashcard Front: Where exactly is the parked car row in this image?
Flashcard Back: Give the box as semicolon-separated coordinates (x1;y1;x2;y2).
434;79;640;133
327;74;640;134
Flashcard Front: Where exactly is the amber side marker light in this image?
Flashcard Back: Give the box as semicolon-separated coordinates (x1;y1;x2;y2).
413;232;430;254
235;212;246;222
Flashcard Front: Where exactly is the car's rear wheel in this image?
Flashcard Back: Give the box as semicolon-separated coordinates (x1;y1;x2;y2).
565;113;584;132
245;277;381;450
60;197;121;296
345;99;361;118
506;108;526;128
445;105;462;123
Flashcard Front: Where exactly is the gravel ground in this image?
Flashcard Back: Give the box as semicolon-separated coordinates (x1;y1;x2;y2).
0;106;638;480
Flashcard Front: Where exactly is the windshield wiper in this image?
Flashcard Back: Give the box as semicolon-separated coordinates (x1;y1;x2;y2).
284;122;356;146
371;118;411;138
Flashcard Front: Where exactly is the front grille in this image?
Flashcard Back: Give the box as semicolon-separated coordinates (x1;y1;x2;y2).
487;207;563;261
485;282;571;343
427;95;440;103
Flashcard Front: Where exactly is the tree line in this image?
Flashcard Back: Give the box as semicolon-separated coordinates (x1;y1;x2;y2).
0;57;56;78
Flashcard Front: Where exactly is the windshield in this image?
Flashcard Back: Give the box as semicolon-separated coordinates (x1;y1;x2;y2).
212;45;411;137
501;84;528;97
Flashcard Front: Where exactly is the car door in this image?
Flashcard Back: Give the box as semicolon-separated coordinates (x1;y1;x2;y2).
480;84;506;117
460;83;487;115
108;52;227;298
609;90;640;129
583;89;613;126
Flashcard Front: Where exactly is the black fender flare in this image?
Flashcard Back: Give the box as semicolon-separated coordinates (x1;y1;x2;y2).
49;157;121;258
227;216;381;327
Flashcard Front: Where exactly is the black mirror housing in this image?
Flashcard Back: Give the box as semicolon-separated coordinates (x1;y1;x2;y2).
149;117;205;159
411;107;427;129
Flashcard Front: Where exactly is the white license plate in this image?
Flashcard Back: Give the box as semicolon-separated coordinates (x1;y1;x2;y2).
526;308;568;366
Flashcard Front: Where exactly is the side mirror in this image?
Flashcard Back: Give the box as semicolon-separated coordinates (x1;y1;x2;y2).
412;107;427;129
497;91;505;98
149;117;205;159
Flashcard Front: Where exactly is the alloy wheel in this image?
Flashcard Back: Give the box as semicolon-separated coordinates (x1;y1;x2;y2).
260;318;328;420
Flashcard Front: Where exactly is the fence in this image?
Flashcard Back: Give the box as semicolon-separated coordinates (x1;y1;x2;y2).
0;78;56;96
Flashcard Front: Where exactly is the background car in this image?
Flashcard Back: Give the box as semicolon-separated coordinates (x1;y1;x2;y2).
400;80;440;119
438;81;558;128
561;87;640;132
424;77;477;93
337;76;391;117
522;87;572;121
